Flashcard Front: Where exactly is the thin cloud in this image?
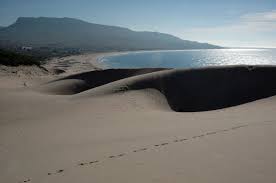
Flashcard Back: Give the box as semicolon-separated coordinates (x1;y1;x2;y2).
178;10;276;47
241;10;276;22
189;10;276;33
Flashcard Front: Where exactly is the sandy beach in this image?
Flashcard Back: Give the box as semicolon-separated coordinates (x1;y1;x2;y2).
1;53;276;183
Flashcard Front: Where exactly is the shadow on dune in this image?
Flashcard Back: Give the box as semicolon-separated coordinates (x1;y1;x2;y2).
37;65;276;112
38;68;168;95
140;66;276;112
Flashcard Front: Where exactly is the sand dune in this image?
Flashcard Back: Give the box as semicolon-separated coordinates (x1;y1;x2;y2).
39;65;276;111
1;64;276;183
36;68;167;95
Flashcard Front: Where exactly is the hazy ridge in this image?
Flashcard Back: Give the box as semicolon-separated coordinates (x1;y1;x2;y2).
0;17;221;52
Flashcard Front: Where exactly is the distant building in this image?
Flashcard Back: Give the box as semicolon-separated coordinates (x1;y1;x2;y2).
21;46;33;51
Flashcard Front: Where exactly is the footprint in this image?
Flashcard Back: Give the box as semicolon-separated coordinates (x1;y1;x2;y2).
179;138;188;142
154;144;160;147
206;132;217;135
221;129;229;132
78;162;88;166
231;125;247;130
56;169;64;173
47;173;52;175
193;134;205;138
161;143;169;146
174;138;187;142
89;160;99;164
133;148;147;152
117;153;126;157
23;179;31;182
109;155;116;158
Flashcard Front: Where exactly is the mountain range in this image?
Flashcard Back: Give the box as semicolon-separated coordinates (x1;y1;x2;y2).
0;17;221;51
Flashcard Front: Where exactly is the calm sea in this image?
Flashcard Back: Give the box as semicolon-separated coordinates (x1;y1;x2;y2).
101;49;276;69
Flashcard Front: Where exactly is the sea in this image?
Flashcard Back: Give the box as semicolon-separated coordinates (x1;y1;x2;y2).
101;49;276;69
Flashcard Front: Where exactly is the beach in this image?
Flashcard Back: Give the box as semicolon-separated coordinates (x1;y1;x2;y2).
1;53;276;183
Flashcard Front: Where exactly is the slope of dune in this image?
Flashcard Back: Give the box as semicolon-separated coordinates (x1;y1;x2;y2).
1;65;276;183
38;65;276;111
36;68;167;95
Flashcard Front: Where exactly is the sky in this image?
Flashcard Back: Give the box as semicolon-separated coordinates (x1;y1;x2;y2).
0;0;276;48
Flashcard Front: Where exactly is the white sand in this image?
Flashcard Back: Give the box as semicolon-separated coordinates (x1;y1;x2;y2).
1;55;276;183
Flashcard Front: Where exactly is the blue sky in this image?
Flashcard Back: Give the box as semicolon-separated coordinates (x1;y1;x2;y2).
1;0;276;47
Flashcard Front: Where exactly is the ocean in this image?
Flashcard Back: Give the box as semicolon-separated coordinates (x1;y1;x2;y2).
101;49;276;69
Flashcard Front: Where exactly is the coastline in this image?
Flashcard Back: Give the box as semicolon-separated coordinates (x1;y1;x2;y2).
0;51;122;88
44;51;120;72
44;48;269;75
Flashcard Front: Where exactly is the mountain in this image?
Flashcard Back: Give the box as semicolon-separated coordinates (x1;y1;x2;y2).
0;17;221;51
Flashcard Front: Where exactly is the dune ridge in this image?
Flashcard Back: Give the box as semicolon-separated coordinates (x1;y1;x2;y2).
37;65;276;112
36;68;167;95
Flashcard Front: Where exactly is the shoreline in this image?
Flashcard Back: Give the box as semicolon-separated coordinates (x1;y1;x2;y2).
0;48;275;89
0;50;142;89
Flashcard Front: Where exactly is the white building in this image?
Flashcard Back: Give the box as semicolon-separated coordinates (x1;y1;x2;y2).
21;46;33;51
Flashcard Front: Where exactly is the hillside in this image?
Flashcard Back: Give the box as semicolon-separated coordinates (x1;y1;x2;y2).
0;49;41;66
0;17;221;52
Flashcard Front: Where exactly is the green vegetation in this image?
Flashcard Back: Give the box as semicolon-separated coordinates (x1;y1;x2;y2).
0;49;41;66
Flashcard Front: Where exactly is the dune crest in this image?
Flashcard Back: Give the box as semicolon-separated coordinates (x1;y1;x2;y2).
36;65;276;112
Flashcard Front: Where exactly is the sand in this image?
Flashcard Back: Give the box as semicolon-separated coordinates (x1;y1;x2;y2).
1;53;276;183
